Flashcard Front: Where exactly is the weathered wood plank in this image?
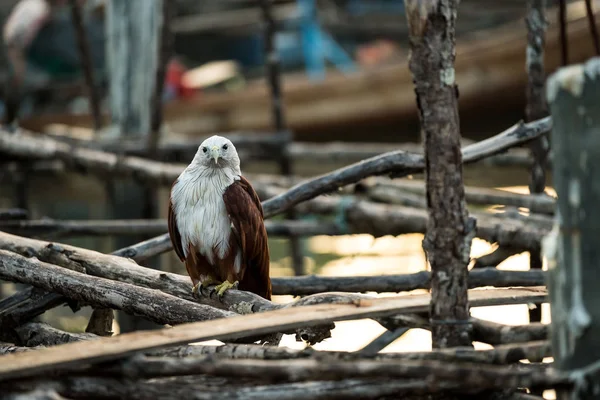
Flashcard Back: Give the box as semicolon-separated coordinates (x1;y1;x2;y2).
545;57;600;399
0;286;546;382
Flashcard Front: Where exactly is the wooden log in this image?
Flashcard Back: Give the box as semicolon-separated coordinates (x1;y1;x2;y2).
361;178;556;215
83;355;565;391
0;219;343;239
0;115;550;202
0;231;546;302
472;246;526;269
0;286;547;382
13;323;95;347
525;2;550;367
0;209;28;221
545;57;600;399
262;117;551;219
472;318;548;345
0;343;33;354
405;0;475;348
0;375;463;400
11;322;551;366
0;250;236;326
378;312;549;347
150;340;552;366
271;268;546;296
0;231;185;329
4;389;69;400
44;124;536;168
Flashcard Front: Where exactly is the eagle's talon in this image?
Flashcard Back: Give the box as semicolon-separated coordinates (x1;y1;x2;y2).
214;280;239;300
191;283;201;299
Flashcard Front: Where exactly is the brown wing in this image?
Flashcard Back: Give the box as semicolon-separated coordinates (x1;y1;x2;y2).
223;176;271;299
167;195;186;262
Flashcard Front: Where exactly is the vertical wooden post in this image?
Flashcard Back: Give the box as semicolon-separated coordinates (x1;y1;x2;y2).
69;0;102;131
545;57;600;400
259;0;304;276
104;0;163;333
404;0;476;349
525;0;549;349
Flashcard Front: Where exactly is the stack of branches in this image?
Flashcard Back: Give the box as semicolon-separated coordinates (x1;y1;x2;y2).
0;115;554;264
0;112;561;399
0;229;554;399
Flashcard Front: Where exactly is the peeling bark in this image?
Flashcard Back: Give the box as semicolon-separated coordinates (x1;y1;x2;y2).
405;0;475;348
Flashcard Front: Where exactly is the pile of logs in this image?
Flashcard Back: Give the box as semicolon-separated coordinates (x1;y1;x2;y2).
2;0;600;398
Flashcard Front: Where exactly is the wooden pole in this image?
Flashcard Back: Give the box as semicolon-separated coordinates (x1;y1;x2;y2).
258;0;305;277
524;0;549;359
104;0;163;333
404;0;476;348
545;57;600;400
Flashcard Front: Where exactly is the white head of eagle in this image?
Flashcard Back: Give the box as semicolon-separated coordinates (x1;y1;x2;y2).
168;135;272;300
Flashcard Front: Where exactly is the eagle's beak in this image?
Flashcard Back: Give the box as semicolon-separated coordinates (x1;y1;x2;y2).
210;146;220;164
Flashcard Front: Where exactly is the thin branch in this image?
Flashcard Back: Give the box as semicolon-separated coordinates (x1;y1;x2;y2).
472;246;526;269
0;117;551;210
262;117;551;218
0;219;343;239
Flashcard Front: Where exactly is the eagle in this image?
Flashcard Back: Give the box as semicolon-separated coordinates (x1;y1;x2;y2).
167;135;271;300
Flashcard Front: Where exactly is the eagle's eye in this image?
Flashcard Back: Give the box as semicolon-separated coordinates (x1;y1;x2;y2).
202;147;207;153
222;144;228;150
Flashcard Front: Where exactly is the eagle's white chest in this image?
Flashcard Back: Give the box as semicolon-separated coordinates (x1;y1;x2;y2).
171;169;238;266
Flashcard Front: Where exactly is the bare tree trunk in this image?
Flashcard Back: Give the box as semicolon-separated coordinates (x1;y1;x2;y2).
524;0;549;374
404;0;476;349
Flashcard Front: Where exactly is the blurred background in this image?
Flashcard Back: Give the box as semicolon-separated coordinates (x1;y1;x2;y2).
0;3;597;396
